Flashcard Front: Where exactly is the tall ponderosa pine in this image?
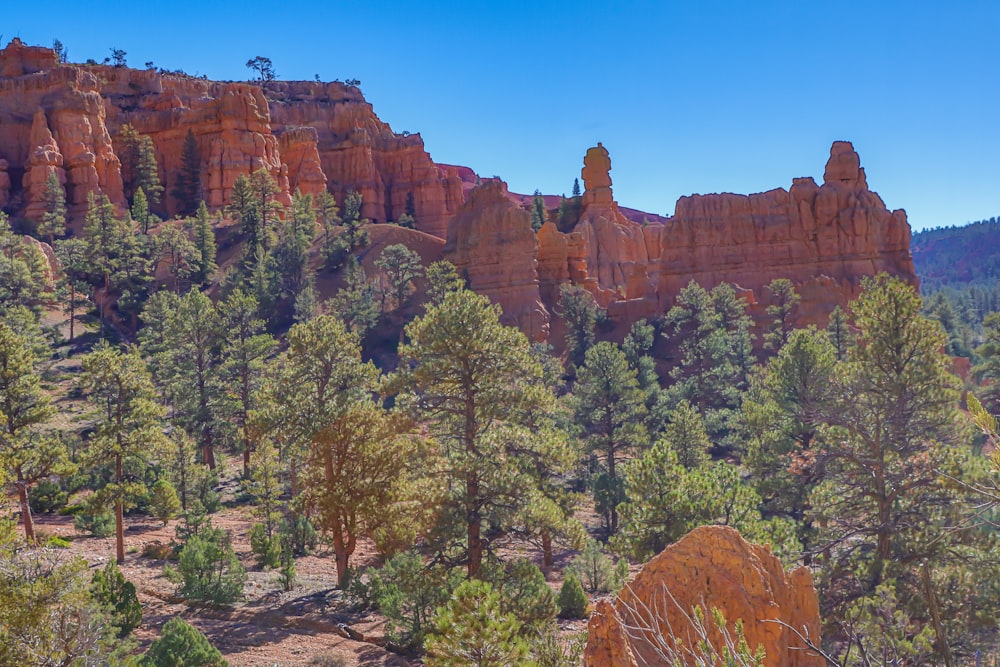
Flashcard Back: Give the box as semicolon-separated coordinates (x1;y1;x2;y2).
530;190;546;232
302;402;415;586
255;314;378;499
188;201;218;286
374;243;423;316
763;278;801;352
271;190;317;324
39;170;66;244
131;187;151;235
54;238;89;344
743;327;836;553
171;129;202;217
81;343;167;563
663;281;754;449
0;324;62;542
394;289;569;576
117;124;162;206
217;289;274;477
152;224;197;293
809;276;988;659
559;284;605;370
143;289;221;469
574;341;648;533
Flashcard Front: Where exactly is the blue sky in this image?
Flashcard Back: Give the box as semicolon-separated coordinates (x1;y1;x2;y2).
4;1;998;230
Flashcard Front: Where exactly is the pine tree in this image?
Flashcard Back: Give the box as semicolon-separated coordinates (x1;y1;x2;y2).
302;402;413;585
559;284;605;370
574;341;648;533
271;190;316;323
255;314;378;500
425;580;529;667
131;187;151;234
374;243;423;316
137;135;163;206
825;305;851;361
763;278;801;352
152;224;197;292
38;171;66;244
54;238;89;344
663;281;754;449
217;289;274;477
812;275;966;599
530;189;547;232
326;257;379;337
189;201;218;285
393;289;568;576
743;328;836;550
0;323;61;542
81;343;167;563
171;129;202;217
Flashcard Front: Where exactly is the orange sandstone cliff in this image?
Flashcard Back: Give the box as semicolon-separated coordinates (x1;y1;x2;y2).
0;38;915;341
0;39;464;236
584;526;825;667
452;139;916;340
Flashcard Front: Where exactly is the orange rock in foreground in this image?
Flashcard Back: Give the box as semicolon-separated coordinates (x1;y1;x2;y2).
584;526;824;667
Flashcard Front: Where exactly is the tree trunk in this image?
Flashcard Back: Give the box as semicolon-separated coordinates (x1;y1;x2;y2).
333;531;350;588
608;448;618;534
68;285;75;343
17;477;35;543
115;454;125;564
243;441;251;478
542;531;553;567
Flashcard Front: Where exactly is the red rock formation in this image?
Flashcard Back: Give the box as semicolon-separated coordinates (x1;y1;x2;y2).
659;141;915;326
22;110;67;223
277;126;327;197
0;40;916;347
0;44;125;223
584;526;824;667
0;41;467;231
444;180;550;340
265;81;465;237
0;159;9;208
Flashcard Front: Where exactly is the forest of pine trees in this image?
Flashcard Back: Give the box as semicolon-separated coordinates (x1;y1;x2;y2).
1;148;1000;665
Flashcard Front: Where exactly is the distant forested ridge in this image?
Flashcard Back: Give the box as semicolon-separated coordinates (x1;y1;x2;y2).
912;216;1000;356
913;216;1000;291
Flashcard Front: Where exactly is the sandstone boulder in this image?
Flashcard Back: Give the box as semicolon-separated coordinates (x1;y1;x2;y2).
584;526;824;667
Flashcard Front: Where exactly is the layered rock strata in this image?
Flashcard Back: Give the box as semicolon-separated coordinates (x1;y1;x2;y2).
0;40;465;235
0;39;915;342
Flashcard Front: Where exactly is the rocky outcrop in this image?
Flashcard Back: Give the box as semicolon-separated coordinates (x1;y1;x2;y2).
0;41;124;223
0;159;9;208
0;40;466;232
658;141;915;325
265;81;465;237
0;40;916;346
584;526;824;667
444;180;550;340
22;110;67;223
276;126;327;197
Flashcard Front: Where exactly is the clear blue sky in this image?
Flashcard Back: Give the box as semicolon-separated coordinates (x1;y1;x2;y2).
5;1;998;230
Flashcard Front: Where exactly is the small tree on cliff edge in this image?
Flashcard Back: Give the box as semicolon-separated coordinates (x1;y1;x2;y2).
246;56;275;83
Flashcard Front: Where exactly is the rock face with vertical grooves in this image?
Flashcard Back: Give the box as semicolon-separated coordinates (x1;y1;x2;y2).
583;526;825;667
444;179;550;340
0;39;916;342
